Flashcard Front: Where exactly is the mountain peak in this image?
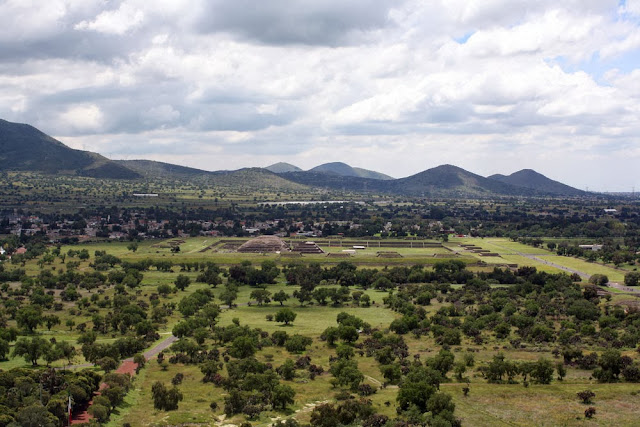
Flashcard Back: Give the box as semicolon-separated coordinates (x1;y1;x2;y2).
265;162;302;173
309;162;393;180
489;169;584;196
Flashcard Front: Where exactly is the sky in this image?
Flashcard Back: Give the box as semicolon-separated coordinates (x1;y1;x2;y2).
1;0;639;192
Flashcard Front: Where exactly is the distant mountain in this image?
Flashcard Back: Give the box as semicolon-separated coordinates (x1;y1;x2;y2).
488;169;585;196
309;162;393;180
116;159;214;178
265;162;302;173
387;164;529;197
207;168;309;192
117;160;308;191
0;119;139;179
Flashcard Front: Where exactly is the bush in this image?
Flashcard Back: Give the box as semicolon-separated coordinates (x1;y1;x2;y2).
585;407;596;419
577;390;595;404
285;335;313;353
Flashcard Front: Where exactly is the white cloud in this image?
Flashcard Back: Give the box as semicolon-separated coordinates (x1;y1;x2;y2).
75;3;144;35
59;104;104;133
0;0;639;190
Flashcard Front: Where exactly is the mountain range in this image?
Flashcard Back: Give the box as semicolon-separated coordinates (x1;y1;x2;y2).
0;118;586;198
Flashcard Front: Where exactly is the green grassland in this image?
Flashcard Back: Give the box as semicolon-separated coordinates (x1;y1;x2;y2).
3;236;640;426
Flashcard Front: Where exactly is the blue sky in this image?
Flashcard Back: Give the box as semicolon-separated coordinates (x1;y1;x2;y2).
0;0;639;191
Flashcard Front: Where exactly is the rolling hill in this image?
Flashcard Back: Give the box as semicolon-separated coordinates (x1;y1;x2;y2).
0;119;140;179
308;162;393;180
386;164;534;197
0;118;589;198
116;159;215;179
264;162;302;173
488;169;585;196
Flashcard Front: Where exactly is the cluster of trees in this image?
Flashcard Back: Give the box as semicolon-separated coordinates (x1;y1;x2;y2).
0;367;101;426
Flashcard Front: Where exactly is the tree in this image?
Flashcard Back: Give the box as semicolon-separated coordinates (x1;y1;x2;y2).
589;274;609;286
44;314;60;331
397;365;441;411
229;336;257;359
330;358;364;391
17;404;58;427
12;337;52;366
97;356;119;373
275;308;297;325
273;290;290;306
16;305;43;333
625;272;640;287
220;284;238;307
277;359;296;380
272;384;296;409
577;390;595;404
250;289;272;306
285;335;313;353
43;346;63;366
127;242;139;252
174;274;191;291
0;339;9;360
197;268;222;288
530;358;554;384
157;283;172;297
152;381;183;411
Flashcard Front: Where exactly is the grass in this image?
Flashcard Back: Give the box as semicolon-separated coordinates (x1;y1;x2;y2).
446;382;640;426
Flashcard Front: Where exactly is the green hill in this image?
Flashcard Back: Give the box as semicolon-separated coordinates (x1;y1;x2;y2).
387;164;531;197
488;169;585;196
309;162;393;180
265;162;302;173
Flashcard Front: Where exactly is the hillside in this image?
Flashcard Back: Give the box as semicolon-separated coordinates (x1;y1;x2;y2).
0;119;140;179
387;164;531;197
264;162;302;173
308;162;393;180
488;169;585;196
207;168;310;192
116;159;214;178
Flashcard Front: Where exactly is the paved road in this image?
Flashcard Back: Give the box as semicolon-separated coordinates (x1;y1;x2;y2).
63;333;178;370
476;241;640;295
487;241;590;278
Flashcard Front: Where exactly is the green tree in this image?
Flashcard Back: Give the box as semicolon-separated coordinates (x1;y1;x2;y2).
151;381;183;411
174;274;191;291
12;337;52;366
272;384;296;409
250;289;272;305
624;272;640;287
275;308;297;325
589;274;609;286
273;290;290;306
16;305;43;333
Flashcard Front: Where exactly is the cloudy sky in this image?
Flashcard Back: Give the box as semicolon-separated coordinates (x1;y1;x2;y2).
1;0;639;191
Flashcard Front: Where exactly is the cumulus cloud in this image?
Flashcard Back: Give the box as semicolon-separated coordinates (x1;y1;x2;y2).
75;3;144;35
0;0;638;190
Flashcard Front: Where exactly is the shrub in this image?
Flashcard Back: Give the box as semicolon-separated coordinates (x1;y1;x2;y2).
577;390;595;404
584;407;596;419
